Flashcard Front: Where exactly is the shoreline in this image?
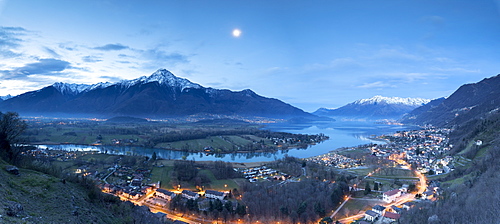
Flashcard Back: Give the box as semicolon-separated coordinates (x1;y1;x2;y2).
30;141;314;155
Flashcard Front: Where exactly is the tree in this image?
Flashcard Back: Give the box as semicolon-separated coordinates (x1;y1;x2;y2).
0;112;27;161
297;202;307;216
373;182;379;191
364;181;372;195
235;204;246;216
151;152;157;163
314;202;326;217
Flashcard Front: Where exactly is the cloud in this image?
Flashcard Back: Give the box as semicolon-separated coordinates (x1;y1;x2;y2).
99;75;122;83
1;58;71;79
0;26;27;57
82;55;102;63
141;47;190;65
358;81;394;89
43;47;60;57
94;43;129;51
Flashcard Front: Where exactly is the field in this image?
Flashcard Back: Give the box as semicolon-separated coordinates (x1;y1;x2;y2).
22;119;326;153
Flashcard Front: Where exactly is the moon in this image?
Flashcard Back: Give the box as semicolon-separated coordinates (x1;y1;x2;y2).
232;29;242;37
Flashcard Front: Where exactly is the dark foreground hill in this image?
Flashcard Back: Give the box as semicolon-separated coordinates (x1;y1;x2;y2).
0;158;164;223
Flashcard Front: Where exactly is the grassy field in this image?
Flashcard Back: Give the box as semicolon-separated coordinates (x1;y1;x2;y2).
344;168;375;177
24;120;304;153
333;199;379;220
0;158;125;223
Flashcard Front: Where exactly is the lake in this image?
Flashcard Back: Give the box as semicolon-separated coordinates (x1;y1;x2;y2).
36;121;415;162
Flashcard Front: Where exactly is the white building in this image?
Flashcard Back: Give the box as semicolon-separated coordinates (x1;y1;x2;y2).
156;188;176;200
182;190;200;200
205;190;225;200
383;189;401;203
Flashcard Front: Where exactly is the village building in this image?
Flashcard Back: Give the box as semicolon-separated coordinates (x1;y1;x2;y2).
402;202;415;210
182;190;200;200
383;211;401;222
156;188;177;200
390;205;403;214
383;189;402;203
422;190;434;200
205;190;226;200
372;205;386;216
399;184;409;193
364;210;379;222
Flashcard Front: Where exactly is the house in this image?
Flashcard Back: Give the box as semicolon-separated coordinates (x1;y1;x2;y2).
182;190;200;200
372;205;386;216
402;202;415;210
156;189;176;200
205;190;226;200
399;184;409;193
131;178;142;188
364;210;378;222
141;185;154;194
383;211;401;222
129;192;140;200
422;190;434;200
390;205;403;214
383;189;401;203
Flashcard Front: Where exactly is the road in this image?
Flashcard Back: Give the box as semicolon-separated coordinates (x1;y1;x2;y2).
329;161;428;223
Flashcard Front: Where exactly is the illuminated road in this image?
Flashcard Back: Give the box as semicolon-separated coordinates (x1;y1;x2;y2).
330;161;427;223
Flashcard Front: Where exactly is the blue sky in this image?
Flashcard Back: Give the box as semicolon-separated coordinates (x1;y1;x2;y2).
0;0;499;112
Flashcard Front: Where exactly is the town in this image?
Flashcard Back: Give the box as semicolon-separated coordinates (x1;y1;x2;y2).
18;126;460;224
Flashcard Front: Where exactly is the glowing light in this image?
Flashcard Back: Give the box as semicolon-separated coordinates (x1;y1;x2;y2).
232;29;242;37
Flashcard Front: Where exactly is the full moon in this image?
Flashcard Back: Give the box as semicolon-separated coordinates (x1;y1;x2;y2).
232;29;242;37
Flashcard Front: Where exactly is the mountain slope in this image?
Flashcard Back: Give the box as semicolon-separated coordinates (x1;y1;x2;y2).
0;69;313;119
400;74;500;126
313;95;430;119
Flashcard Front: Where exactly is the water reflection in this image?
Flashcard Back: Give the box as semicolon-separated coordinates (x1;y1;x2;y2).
36;121;414;162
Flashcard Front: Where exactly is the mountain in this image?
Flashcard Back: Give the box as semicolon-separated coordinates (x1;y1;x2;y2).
0;69;314;119
313;95;430;120
0;95;12;101
400;74;500;126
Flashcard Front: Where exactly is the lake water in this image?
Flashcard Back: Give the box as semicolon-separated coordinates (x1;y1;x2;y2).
37;121;415;162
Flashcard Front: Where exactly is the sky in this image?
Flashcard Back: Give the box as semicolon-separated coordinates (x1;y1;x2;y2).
0;0;499;112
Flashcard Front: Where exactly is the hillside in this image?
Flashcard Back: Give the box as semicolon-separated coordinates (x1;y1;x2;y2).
0;158;164;223
401;74;500;126
401;107;500;223
399;75;500;223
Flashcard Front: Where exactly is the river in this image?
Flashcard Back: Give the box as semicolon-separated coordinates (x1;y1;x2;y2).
36;121;415;162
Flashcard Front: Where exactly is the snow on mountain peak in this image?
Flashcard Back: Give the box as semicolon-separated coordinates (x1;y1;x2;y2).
119;69;202;91
52;82;113;95
353;95;431;106
0;94;12;100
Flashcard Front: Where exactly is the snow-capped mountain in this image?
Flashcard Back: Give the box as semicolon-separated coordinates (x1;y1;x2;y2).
313;95;431;120
52;82;113;96
0;94;13;101
117;69;202;91
353;95;430;106
0;69;314;119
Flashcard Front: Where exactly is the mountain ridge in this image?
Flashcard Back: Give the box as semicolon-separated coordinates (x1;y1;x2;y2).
313;95;431;120
400;74;500;126
0;69;314;120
